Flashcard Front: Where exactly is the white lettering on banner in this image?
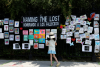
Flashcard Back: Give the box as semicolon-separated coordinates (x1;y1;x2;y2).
40;23;45;26
46;22;59;26
40;16;47;22
23;17;38;22
23;23;36;27
49;16;60;22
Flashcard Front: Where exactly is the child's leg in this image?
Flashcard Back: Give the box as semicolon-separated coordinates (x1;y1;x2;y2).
53;54;58;63
50;54;52;65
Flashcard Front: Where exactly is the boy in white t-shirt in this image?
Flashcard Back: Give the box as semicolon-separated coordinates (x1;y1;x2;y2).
46;32;60;67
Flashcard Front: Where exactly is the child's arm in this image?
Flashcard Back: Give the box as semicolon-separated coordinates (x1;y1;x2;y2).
55;42;57;46
46;42;49;46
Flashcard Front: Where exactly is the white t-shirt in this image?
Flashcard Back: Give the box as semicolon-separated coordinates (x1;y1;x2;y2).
47;40;56;51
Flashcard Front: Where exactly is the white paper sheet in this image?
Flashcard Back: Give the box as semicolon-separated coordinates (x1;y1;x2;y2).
94;28;99;34
87;27;93;33
29;40;33;46
94;21;99;27
51;29;57;33
9;35;14;41
66;37;71;43
0;28;2;32
13;43;21;50
39;44;44;48
79;28;84;33
15;21;19;27
61;28;66;34
94;45;99;53
61;35;66;39
0;33;4;39
22;43;30;49
4;25;8;31
94;14;99;20
82;45;92;52
76;38;82;43
85;40;92;45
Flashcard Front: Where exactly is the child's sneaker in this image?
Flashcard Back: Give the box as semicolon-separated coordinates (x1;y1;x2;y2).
56;62;60;67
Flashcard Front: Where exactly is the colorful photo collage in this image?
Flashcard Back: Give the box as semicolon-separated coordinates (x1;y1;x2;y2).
62;13;100;53
0;18;20;45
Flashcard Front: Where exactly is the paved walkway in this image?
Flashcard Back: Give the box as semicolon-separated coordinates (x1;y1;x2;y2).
0;60;100;67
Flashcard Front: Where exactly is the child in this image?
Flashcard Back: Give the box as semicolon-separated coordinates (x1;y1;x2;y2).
46;32;60;67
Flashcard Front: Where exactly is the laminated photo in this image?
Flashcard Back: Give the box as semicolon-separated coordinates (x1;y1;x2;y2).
80;20;86;25
40;29;45;34
29;29;33;35
34;43;38;49
23;30;28;35
89;34;95;40
65;26;70;32
51;29;57;33
94;28;99;34
95;34;99;40
4;18;9;24
39;34;45;38
76;24;80;30
79;33;86;39
9;27;14;33
39;44;44;49
23;35;28;41
87;27;93;33
74;32;79;38
0;28;2;32
85;40;92;45
66;37;71;43
9;20;14;25
82;45;92;52
39;38;45;43
94;45;99;53
34;34;39;38
83;25;88;31
46;29;50;35
61;35;66;39
34;29;39;34
0;20;4;26
54;33;57;40
95;41;100;45
0;33;4;39
80;14;87;20
71;15;76;20
69;25;75;30
76;38;82;43
70;21;76;25
34;39;39;43
4;32;9;38
22;43;30;49
94;14;99;20
61;28;66;34
4;25;8;31
29;40;33;46
65;16;71;23
15;28;19;34
9;35;14;41
29;35;34;39
13;43;21;50
66;32;73;37
5;39;9;45
79;28;84;33
94;21;99;27
46;35;49;39
76;18;81;23
15;35;20;41
65;22;69;25
85;33;90;39
14;21;19;27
